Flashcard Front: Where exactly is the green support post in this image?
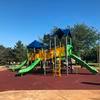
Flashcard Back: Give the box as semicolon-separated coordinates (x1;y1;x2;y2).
66;36;68;75
54;36;57;76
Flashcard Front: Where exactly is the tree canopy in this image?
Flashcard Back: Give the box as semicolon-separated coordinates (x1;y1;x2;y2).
71;24;99;51
0;41;27;65
14;41;27;62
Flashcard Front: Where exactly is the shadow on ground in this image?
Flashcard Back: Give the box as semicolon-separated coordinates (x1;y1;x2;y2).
81;82;100;86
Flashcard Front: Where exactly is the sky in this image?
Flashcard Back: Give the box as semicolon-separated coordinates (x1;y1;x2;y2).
0;0;100;47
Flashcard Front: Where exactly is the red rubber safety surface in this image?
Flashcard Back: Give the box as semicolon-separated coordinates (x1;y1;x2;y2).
0;68;100;92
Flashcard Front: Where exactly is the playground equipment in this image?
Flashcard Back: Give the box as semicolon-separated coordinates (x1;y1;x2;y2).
11;28;98;76
11;60;27;71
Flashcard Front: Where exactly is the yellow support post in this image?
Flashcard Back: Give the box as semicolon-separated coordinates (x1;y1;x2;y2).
56;53;61;77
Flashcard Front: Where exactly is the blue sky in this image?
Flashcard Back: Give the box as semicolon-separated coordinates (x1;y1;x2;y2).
0;0;100;47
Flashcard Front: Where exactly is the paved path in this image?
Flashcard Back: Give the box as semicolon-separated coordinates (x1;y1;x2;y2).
0;90;100;100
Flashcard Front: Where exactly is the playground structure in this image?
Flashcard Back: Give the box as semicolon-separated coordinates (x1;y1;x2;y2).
11;28;98;76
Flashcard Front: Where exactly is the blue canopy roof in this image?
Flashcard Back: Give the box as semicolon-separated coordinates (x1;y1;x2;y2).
62;29;71;36
54;28;71;39
27;40;43;49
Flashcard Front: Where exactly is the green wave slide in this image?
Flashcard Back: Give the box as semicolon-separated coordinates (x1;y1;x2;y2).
70;54;98;74
17;58;41;75
11;60;27;71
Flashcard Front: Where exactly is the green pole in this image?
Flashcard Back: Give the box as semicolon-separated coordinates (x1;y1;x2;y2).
97;40;100;67
43;50;46;75
27;49;29;65
97;33;100;67
41;48;46;75
98;41;100;67
66;36;68;75
54;36;56;75
70;38;72;45
50;38;51;50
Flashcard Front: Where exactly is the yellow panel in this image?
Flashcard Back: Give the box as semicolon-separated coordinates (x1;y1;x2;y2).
30;46;65;61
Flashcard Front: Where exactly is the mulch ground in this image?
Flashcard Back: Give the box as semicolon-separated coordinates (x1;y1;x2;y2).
0;67;100;92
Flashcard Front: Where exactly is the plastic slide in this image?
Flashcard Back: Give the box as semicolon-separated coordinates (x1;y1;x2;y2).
70;54;98;74
17;58;41;75
11;60;27;71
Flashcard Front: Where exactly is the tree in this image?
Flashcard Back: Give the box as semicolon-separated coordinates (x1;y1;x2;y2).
14;41;27;63
71;24;99;62
0;45;6;65
0;46;14;65
71;24;99;51
0;41;27;65
4;48;15;64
